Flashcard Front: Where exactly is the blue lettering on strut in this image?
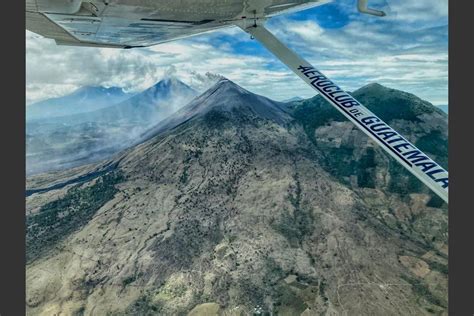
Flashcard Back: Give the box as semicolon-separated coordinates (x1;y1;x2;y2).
297;65;449;190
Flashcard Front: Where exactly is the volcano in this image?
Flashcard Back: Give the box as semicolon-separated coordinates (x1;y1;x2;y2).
26;79;448;315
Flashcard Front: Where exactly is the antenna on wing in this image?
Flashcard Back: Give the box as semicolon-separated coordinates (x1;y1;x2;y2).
357;0;386;16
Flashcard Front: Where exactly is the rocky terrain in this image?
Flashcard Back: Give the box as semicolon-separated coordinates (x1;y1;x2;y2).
26;79;448;315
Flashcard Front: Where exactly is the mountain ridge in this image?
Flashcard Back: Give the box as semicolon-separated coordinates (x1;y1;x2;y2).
27;86;134;121
26;79;448;315
28;78;197;126
141;78;292;139
26;78;198;175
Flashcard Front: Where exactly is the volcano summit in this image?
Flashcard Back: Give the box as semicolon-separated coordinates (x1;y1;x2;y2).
26;79;448;315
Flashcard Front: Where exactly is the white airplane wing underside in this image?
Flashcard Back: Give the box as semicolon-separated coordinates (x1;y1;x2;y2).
26;0;330;48
44;14;227;48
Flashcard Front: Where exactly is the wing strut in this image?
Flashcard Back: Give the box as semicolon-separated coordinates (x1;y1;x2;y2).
239;23;448;203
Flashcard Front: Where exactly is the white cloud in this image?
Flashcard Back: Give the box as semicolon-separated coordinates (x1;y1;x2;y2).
384;0;448;24
264;9;448;104
26;0;448;105
26;28;264;104
286;20;324;40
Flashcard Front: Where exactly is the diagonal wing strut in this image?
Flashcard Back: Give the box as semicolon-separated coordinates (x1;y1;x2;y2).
238;23;448;203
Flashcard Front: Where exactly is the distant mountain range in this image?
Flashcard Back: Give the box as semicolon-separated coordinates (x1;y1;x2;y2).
26;79;448;315
26;78;197;175
437;104;448;114
27;78;197;127
26;86;135;121
282;96;304;103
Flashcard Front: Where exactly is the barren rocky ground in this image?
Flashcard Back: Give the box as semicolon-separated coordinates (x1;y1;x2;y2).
26;80;448;315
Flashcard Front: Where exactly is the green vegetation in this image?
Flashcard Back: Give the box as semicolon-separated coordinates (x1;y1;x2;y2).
291;97;378;189
272;283;308;315
150;218;224;271
308;145;377;189
290;85;438;145
180;165;189;184
26;172;124;263
387;162;425;195
290;85;448;195
72;306;85;316
386;124;447;197
237;278;266;308
426;194;446;208
357;148;376;188
400;274;446;308
319;280;329;302
203;109;231;129
121;295;162;316
415;130;448;169
262;258;285;286
354;91;428;122
122;275;137;287
273;173;314;247
291;97;345;144
426;260;448;275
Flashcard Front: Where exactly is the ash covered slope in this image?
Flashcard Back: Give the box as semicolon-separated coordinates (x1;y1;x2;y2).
26;80;448;315
141;78;291;138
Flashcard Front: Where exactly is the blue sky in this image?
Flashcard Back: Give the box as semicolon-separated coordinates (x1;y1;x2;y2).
26;0;448;107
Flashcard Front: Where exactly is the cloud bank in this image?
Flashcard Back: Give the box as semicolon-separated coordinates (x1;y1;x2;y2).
26;0;448;106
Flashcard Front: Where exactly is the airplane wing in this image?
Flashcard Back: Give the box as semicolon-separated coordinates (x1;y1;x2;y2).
26;0;330;48
26;9;229;48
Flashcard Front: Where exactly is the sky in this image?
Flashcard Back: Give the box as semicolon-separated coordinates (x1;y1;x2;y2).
26;0;448;107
